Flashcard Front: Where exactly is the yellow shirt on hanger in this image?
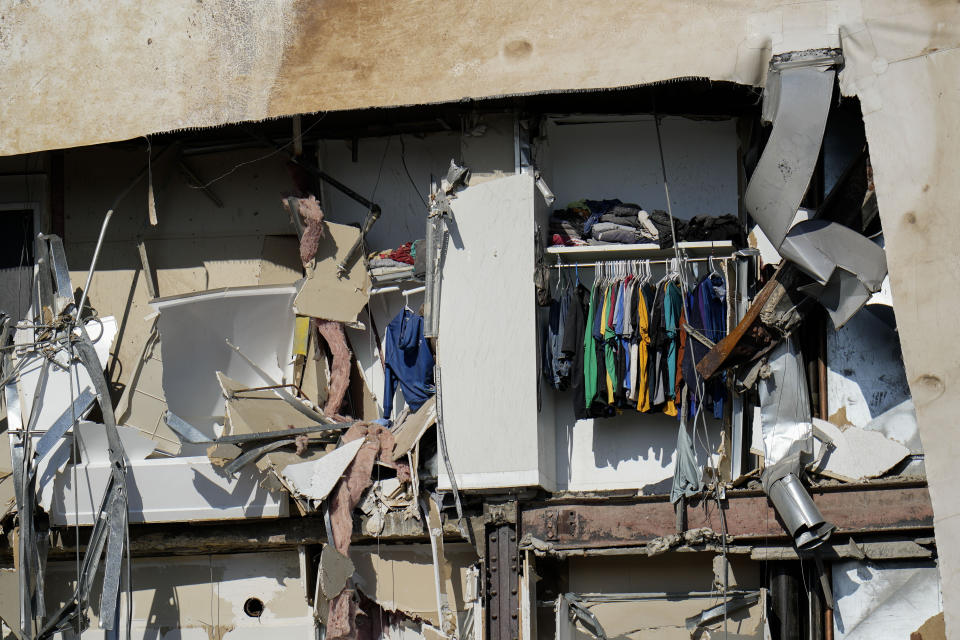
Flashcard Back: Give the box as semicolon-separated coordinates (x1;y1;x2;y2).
636;285;651;412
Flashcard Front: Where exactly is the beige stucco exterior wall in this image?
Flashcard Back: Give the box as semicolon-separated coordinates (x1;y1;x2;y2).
2;0;959;634
0;0;783;156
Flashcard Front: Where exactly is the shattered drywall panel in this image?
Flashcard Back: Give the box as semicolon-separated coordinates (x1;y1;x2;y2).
862;399;924;475
349;542;478;628
833;560;942;640
280;437;365;504
810;417;909;482
40;455;288;525
391;396;437;461
219;373;317;434
292;221;371;323
152;285;296;445
41;551;313;638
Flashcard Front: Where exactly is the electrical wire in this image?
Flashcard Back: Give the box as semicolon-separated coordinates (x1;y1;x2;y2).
186;113;329;190
399;135;428;210
370;136;392;203
654;110;732;639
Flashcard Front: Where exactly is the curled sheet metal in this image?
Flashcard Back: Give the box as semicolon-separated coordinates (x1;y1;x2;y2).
758;339;813;465
563;594;608;640
746;50;887;327
685;592;761;631
45;235;75;317
223;439;295;476
746;63;835;248
163;410;210;444
164;410;345;445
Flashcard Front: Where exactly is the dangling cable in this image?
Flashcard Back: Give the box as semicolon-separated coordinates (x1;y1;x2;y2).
654;111;731;638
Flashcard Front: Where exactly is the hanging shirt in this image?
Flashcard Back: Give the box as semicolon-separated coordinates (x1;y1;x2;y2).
601;283;617;404
382;309;435;418
698;273;728;418
626;280;640;403
542;290;571;390
583;284;600;411
636;283;653;412
661;281;683;417
562;284;591;420
616;277;632;393
647;283;666;407
674;306;688;413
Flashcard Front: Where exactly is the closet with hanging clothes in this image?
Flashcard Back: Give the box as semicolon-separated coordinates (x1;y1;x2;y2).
545;250;739;425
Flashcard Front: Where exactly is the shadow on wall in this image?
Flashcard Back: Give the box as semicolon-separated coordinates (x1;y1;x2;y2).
551;388;723;492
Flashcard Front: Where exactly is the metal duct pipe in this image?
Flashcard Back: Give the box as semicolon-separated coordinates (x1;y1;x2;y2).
767;472;835;550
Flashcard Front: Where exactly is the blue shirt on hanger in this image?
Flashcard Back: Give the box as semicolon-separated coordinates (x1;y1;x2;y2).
382;308;435;418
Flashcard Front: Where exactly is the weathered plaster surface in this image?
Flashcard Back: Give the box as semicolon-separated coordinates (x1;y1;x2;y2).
0;0;779;155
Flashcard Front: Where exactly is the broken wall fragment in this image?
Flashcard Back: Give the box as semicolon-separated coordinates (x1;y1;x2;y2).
293;221;371;324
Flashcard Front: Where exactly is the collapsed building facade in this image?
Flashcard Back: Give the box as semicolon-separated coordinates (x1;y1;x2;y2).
0;2;956;639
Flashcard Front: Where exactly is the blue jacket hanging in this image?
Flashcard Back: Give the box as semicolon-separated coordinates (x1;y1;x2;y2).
382;308;435;418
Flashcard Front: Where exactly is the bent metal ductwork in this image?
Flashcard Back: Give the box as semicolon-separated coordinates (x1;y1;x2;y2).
744;48;887;328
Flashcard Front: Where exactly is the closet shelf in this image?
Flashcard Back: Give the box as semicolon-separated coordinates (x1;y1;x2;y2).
369;267;423;287
546;240;735;263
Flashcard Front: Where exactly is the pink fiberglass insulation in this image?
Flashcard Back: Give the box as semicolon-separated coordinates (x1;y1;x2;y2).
326;423;411;640
315;319;352;417
282;195;326;266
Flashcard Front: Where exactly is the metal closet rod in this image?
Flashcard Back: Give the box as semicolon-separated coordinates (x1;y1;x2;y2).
553;256;733;268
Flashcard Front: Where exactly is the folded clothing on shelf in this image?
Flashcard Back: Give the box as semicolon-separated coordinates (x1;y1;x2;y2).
547;198;743;249
368;239;427;277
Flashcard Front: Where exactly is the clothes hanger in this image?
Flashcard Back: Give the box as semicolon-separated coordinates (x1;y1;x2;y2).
402;287;419;313
656;258;674;286
709;255;722;279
